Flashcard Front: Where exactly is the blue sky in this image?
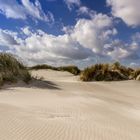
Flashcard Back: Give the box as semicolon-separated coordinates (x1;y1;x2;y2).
0;0;140;67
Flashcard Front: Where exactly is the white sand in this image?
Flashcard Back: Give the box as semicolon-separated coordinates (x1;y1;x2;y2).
0;69;140;140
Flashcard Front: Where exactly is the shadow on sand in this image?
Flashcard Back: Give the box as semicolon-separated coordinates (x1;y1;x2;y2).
1;79;61;90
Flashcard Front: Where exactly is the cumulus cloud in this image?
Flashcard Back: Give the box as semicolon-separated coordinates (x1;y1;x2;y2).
64;0;95;19
21;0;54;22
0;0;54;22
0;12;139;67
69;14;114;53
0;29;18;47
107;0;140;26
77;6;95;17
21;26;32;36
64;0;81;10
107;45;131;59
132;32;140;44
0;13;117;65
0;0;26;19
105;38;140;61
130;62;140;68
17;31;93;60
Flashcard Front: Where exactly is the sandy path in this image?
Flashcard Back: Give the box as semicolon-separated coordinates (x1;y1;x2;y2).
0;69;140;140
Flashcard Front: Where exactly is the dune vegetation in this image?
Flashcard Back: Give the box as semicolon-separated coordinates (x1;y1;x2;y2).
30;62;140;81
80;62;140;81
30;64;58;71
132;69;140;80
30;65;80;75
0;53;32;87
0;53;140;87
58;66;80;75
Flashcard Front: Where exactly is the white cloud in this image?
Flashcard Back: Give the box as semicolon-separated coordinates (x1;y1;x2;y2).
0;0;54;22
107;46;130;59
105;38;140;61
77;6;95;17
0;29;18;47
1;13;139;66
0;0;26;19
132;32;140;44
21;26;32;36
130;62;140;68
16;32;93;65
64;0;96;20
107;0;140;26
77;6;88;14
0;13;116;65
21;0;54;22
64;0;81;10
70;14;114;53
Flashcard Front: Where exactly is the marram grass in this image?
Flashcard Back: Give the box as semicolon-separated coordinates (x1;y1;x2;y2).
0;53;31;86
30;65;80;75
0;53;140;86
80;62;140;81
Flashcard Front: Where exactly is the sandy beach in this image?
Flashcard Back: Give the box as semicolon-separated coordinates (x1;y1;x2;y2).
0;69;140;140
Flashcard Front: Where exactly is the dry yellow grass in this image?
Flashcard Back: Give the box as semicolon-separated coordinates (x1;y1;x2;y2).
0;53;31;86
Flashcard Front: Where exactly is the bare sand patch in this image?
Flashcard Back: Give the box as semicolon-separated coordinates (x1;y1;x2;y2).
0;70;140;140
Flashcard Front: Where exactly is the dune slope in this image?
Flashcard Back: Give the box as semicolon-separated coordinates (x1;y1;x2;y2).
0;70;140;140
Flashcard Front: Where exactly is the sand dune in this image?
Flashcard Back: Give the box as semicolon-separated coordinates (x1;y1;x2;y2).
0;69;140;140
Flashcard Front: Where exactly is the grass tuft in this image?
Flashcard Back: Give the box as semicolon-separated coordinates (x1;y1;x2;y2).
30;64;58;71
80;62;135;81
0;53;32;86
132;69;140;80
30;64;81;75
1;53;140;84
58;65;80;75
